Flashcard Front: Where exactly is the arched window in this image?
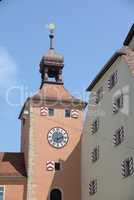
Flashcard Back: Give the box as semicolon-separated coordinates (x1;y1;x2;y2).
50;188;62;200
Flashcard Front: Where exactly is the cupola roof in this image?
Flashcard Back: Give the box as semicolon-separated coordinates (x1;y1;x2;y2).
40;49;64;68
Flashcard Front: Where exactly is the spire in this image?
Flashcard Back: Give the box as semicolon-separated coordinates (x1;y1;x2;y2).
39;23;64;88
48;23;56;49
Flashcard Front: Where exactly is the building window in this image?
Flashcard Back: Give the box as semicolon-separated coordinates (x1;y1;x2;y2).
65;109;71;118
113;126;124;146
112;94;123;114
91;118;99;134
55;162;61;171
95;87;103;104
91;146;99;162
89;179;97;195
108;70;118;90
121;157;133;178
49;108;54;116
0;187;4;200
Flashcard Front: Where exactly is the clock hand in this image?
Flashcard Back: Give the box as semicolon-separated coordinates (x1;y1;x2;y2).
57;136;63;141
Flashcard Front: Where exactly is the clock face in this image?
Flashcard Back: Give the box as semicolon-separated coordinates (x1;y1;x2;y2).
47;127;69;149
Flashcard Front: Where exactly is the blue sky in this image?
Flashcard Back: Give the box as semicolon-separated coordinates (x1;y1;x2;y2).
0;0;134;151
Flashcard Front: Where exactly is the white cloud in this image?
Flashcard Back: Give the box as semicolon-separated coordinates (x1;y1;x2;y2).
0;47;18;94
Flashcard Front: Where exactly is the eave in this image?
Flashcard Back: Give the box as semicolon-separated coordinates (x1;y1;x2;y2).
124;24;134;46
86;52;124;91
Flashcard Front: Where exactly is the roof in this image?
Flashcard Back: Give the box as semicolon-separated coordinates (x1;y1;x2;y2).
33;83;87;107
33;83;78;101
40;49;64;72
0;153;26;178
19;83;87;119
86;52;123;91
124;24;134;46
87;24;134;91
87;46;134;91
44;49;64;63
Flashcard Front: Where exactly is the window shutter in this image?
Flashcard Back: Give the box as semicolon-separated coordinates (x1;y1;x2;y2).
121;157;133;177
113;126;124;146
113;134;117;145
112;102;118;114
121;160;126;177
108;79;111;89
93;180;97;194
40;107;48;116
71;110;79;118
46;161;55;171
112;94;124;114
89;183;92;195
129;157;133;175
90;123;94;135
91;146;99;162
108;70;118;90
120;126;124;142
91;118;99;134
89;180;97;195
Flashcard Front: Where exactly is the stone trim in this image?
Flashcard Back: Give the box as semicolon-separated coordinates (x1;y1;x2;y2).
26;103;37;200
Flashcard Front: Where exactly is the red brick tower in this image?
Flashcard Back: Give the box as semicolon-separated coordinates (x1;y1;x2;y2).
19;24;86;200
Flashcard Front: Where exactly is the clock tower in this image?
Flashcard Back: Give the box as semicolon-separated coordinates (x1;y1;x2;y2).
19;24;86;200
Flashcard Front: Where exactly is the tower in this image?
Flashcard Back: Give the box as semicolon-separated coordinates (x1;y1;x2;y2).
19;24;86;200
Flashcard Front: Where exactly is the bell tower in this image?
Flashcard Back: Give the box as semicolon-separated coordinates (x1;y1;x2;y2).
19;24;87;200
40;24;64;86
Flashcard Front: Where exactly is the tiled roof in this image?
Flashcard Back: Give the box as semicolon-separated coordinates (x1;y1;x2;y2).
33;83;78;102
0;153;26;178
18;83;87;119
32;83;87;107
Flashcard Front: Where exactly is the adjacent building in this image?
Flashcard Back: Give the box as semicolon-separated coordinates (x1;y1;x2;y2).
82;24;134;200
0;24;86;200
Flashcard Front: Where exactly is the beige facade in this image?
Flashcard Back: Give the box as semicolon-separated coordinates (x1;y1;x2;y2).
82;24;134;200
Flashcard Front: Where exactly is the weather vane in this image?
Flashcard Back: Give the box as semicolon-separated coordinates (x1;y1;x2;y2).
48;23;56;34
47;23;56;49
